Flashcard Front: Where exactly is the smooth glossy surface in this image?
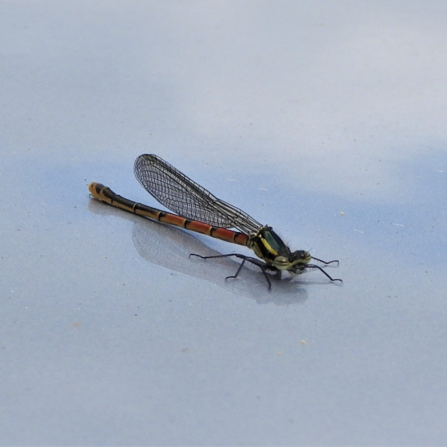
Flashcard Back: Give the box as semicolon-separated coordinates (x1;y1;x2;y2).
1;1;447;445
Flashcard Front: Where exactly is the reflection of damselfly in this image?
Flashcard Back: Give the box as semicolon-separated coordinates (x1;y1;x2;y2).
89;154;341;289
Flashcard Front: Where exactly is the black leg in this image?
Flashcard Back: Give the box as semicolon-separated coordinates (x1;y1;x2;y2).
257;265;272;290
190;253;242;261
190;252;274;289
225;258;246;281
306;264;343;283
311;256;339;266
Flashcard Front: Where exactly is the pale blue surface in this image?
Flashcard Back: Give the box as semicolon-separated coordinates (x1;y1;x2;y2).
1;1;447;445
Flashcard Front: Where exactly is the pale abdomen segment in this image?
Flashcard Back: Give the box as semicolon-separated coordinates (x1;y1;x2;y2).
88;182;249;247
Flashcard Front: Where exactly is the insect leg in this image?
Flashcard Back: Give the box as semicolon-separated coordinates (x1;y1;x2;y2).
189;253;273;289
306;264;343;283
311;256;339;266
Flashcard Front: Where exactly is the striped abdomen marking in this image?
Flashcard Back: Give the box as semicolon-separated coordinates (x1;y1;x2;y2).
89;182;161;220
88;182;248;247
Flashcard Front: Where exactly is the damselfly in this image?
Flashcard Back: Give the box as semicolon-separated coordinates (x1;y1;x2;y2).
89;154;341;289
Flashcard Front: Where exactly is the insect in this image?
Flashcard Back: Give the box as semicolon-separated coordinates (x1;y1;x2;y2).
88;154;341;289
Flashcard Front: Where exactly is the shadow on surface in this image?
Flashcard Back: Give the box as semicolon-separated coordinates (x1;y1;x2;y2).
88;199;310;305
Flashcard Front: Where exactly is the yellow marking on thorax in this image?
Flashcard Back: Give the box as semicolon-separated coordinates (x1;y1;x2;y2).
260;236;278;256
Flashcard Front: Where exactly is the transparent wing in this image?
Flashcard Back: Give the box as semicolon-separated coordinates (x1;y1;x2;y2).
134;154;262;234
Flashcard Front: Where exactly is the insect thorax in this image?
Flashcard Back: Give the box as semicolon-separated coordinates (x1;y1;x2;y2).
248;226;310;271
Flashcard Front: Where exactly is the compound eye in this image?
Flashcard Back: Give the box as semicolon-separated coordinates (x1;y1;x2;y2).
273;256;292;270
291;250;311;263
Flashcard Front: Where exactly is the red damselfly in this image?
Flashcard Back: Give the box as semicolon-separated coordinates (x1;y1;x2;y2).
88;154;341;289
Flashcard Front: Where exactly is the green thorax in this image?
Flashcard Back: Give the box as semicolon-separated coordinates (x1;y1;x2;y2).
248;226;311;272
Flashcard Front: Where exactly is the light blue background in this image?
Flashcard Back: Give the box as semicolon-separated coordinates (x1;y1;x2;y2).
1;1;446;445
